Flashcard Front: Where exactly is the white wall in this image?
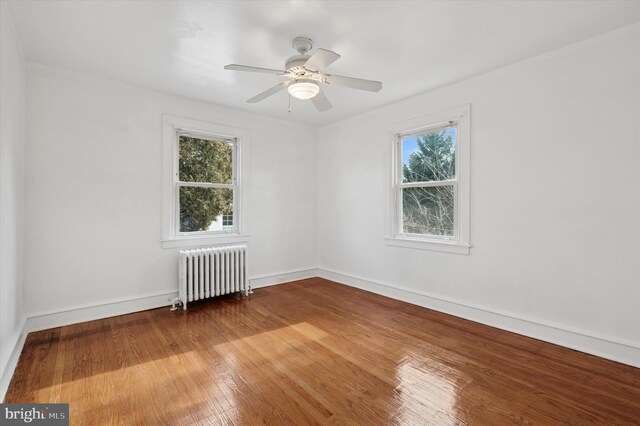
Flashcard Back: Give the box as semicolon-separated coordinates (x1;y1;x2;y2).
13;19;640;369
24;64;317;316
317;25;640;354
0;1;26;394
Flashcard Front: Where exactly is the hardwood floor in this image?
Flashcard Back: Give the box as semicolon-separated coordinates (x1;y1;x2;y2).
5;278;640;425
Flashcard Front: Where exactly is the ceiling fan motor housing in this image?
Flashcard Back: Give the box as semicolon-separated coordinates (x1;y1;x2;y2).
285;55;310;70
286;36;313;70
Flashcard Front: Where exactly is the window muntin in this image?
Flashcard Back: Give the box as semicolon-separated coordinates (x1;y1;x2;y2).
176;133;237;235
222;214;233;228
397;123;458;240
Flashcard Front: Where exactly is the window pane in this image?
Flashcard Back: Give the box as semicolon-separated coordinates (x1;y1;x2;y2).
179;187;233;232
402;127;456;183
402;186;454;237
179;135;232;184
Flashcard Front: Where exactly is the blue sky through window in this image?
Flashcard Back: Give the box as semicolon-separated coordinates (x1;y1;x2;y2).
402;128;457;166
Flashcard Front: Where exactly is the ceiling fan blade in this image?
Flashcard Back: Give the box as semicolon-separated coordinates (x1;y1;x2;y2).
324;74;382;92
311;89;332;112
304;48;341;71
225;64;286;75
246;81;291;103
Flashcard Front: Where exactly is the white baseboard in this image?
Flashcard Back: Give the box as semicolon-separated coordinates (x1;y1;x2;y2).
22;267;319;334
26;290;179;333
1;318;28;402
249;268;318;289
317;268;640;368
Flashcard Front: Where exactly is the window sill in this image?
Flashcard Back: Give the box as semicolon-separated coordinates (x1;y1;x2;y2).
384;236;470;255
161;234;250;249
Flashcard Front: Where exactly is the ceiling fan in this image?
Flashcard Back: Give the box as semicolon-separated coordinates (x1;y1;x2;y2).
224;36;382;112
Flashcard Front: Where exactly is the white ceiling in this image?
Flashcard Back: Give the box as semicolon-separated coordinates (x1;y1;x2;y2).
7;0;640;127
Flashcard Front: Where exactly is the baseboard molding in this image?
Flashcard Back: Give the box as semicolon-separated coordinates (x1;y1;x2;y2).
317;268;640;368
1;318;28;402
26;290;179;333
22;267;318;334
249;268;318;289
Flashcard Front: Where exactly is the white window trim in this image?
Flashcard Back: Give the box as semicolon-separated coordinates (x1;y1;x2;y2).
161;115;250;249
386;104;471;255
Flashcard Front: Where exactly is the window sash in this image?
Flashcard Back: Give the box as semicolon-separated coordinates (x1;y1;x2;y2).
399;179;456;189
399;123;458;185
175;187;238;236
397;182;458;241
175;132;238;236
176;182;235;189
397;120;457;140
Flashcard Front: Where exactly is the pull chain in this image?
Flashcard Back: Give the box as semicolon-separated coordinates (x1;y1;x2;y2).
288;94;292;113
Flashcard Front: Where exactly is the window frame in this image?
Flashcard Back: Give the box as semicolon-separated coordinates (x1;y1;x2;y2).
175;131;238;237
162;115;250;249
386;105;471;255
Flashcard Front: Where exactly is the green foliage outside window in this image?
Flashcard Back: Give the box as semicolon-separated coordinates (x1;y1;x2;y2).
179;136;233;232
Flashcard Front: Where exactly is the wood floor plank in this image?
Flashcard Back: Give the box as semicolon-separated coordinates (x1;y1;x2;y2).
295;280;640;421
5;278;640;425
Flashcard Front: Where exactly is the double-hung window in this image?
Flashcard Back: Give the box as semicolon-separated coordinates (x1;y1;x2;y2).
387;105;470;254
399;124;457;237
162;115;248;248
177;132;237;234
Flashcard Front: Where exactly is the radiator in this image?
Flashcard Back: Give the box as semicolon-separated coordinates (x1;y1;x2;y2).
173;245;250;310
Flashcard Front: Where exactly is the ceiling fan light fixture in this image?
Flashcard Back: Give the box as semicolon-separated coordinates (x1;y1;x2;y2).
287;80;319;100
224;36;382;111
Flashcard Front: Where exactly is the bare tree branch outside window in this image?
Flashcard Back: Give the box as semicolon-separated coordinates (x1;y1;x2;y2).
401;129;456;236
